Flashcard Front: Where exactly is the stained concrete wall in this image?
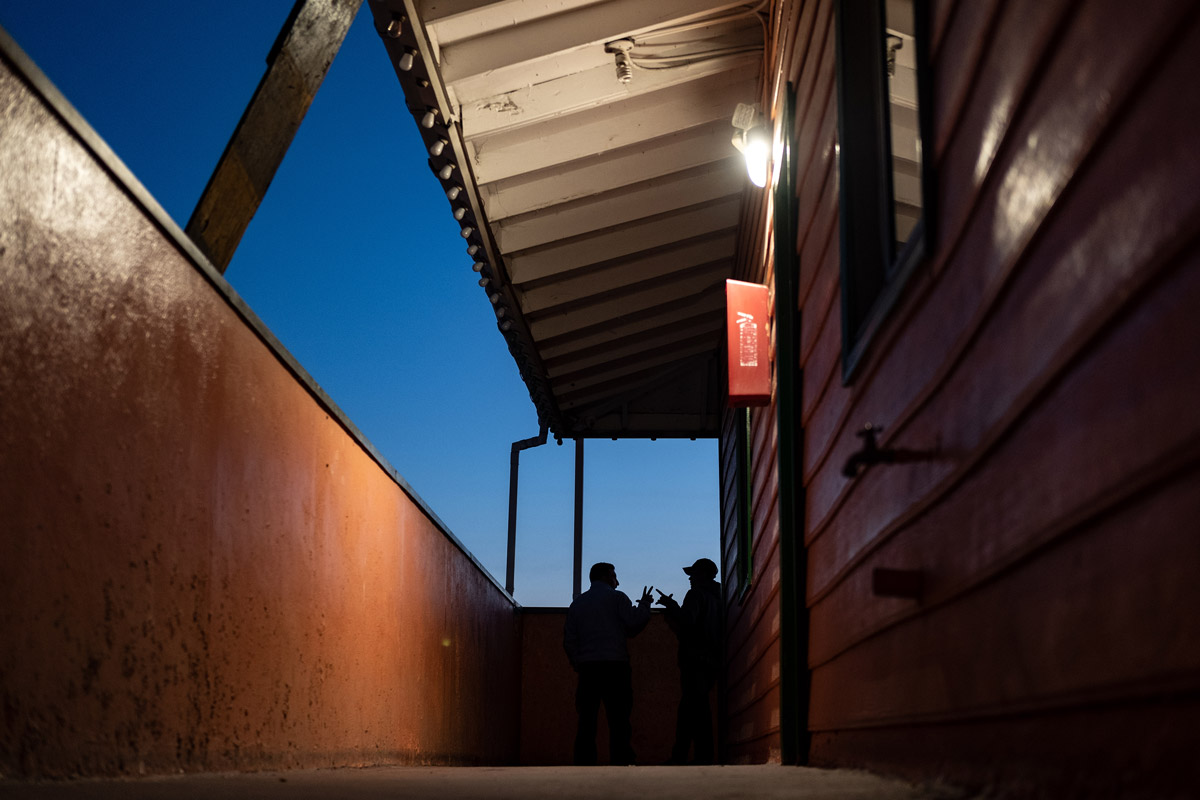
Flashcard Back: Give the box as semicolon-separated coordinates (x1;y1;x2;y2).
519;610;717;766
0;36;519;778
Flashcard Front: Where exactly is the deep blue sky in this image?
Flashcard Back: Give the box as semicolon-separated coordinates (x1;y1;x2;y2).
1;1;720;606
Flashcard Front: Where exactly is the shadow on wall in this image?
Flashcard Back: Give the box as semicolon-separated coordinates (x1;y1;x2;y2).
519;611;714;766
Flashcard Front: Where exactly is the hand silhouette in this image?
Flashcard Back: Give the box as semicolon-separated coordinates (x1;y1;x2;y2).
640;586;654;605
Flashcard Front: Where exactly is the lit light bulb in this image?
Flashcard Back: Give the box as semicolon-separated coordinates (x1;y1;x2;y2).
744;125;771;188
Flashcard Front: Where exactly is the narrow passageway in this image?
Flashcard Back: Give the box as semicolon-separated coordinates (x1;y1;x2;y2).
2;765;966;800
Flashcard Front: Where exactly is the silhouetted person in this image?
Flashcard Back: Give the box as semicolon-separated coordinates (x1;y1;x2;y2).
656;557;722;764
563;562;653;765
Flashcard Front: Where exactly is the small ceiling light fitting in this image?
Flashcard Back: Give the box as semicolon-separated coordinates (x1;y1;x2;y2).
605;39;635;85
453;206;467;220
446;185;462;201
385;14;404;38
429;138;448;157
500;320;514;332
488;292;502;305
478;276;490;288
460;226;474;239
731;103;772;188
398;48;416;72
438;163;455;180
471;260;486;272
466;244;480;256
421;107;438;128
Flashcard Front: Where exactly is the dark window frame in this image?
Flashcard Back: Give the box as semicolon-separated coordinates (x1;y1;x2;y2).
735;406;753;598
835;0;935;381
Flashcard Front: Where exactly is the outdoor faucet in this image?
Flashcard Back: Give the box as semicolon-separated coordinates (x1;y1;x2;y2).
842;423;896;478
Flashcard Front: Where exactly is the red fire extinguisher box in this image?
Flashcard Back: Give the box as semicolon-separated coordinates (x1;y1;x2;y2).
725;279;771;407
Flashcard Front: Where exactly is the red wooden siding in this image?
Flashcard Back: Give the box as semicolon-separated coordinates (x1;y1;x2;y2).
723;0;1200;792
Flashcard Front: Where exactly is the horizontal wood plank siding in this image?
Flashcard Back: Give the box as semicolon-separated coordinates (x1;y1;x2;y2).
792;0;1200;791
724;0;1200;791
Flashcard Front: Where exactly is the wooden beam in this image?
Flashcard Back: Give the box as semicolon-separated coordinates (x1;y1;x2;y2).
438;0;752;84
460;52;761;138
496;161;744;253
185;0;362;273
547;321;724;380
527;261;730;339
469;69;753;184
517;231;737;313
424;0;599;40
543;308;723;372
554;335;721;396
508;195;742;283
539;287;725;360
481;121;737;221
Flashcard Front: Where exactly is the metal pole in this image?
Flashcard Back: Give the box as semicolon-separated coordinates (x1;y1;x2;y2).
506;425;547;596
572;438;585;599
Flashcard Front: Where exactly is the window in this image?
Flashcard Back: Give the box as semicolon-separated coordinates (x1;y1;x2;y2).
835;0;933;379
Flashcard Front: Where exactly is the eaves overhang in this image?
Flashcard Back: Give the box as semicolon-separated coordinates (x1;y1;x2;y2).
368;0;768;440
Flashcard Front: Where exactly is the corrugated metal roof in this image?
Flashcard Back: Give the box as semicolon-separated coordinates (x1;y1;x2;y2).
368;0;768;439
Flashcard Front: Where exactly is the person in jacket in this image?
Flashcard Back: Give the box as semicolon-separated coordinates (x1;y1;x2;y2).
563;561;653;765
657;557;722;764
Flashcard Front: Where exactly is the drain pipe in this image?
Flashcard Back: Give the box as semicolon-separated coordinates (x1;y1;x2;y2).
506;424;549;595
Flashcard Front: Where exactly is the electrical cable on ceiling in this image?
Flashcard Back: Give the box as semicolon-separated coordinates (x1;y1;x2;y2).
614;0;769;77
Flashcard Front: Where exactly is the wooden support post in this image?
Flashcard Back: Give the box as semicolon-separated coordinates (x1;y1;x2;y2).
185;0;362;273
573;438;584;600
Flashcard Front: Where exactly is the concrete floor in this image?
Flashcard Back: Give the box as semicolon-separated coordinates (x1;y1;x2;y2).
0;765;971;800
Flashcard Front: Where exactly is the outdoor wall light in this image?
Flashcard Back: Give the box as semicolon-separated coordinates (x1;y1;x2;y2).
429;138;448;157
742;125;771;187
438;163;455;180
398;49;416;71
731;103;772;188
421;107;438;128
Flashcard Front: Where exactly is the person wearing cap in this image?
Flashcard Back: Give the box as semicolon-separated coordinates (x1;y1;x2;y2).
656;557;723;764
563;561;654;765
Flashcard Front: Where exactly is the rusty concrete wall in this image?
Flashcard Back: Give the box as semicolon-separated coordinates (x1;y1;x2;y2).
519;610;714;766
0;38;519;778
